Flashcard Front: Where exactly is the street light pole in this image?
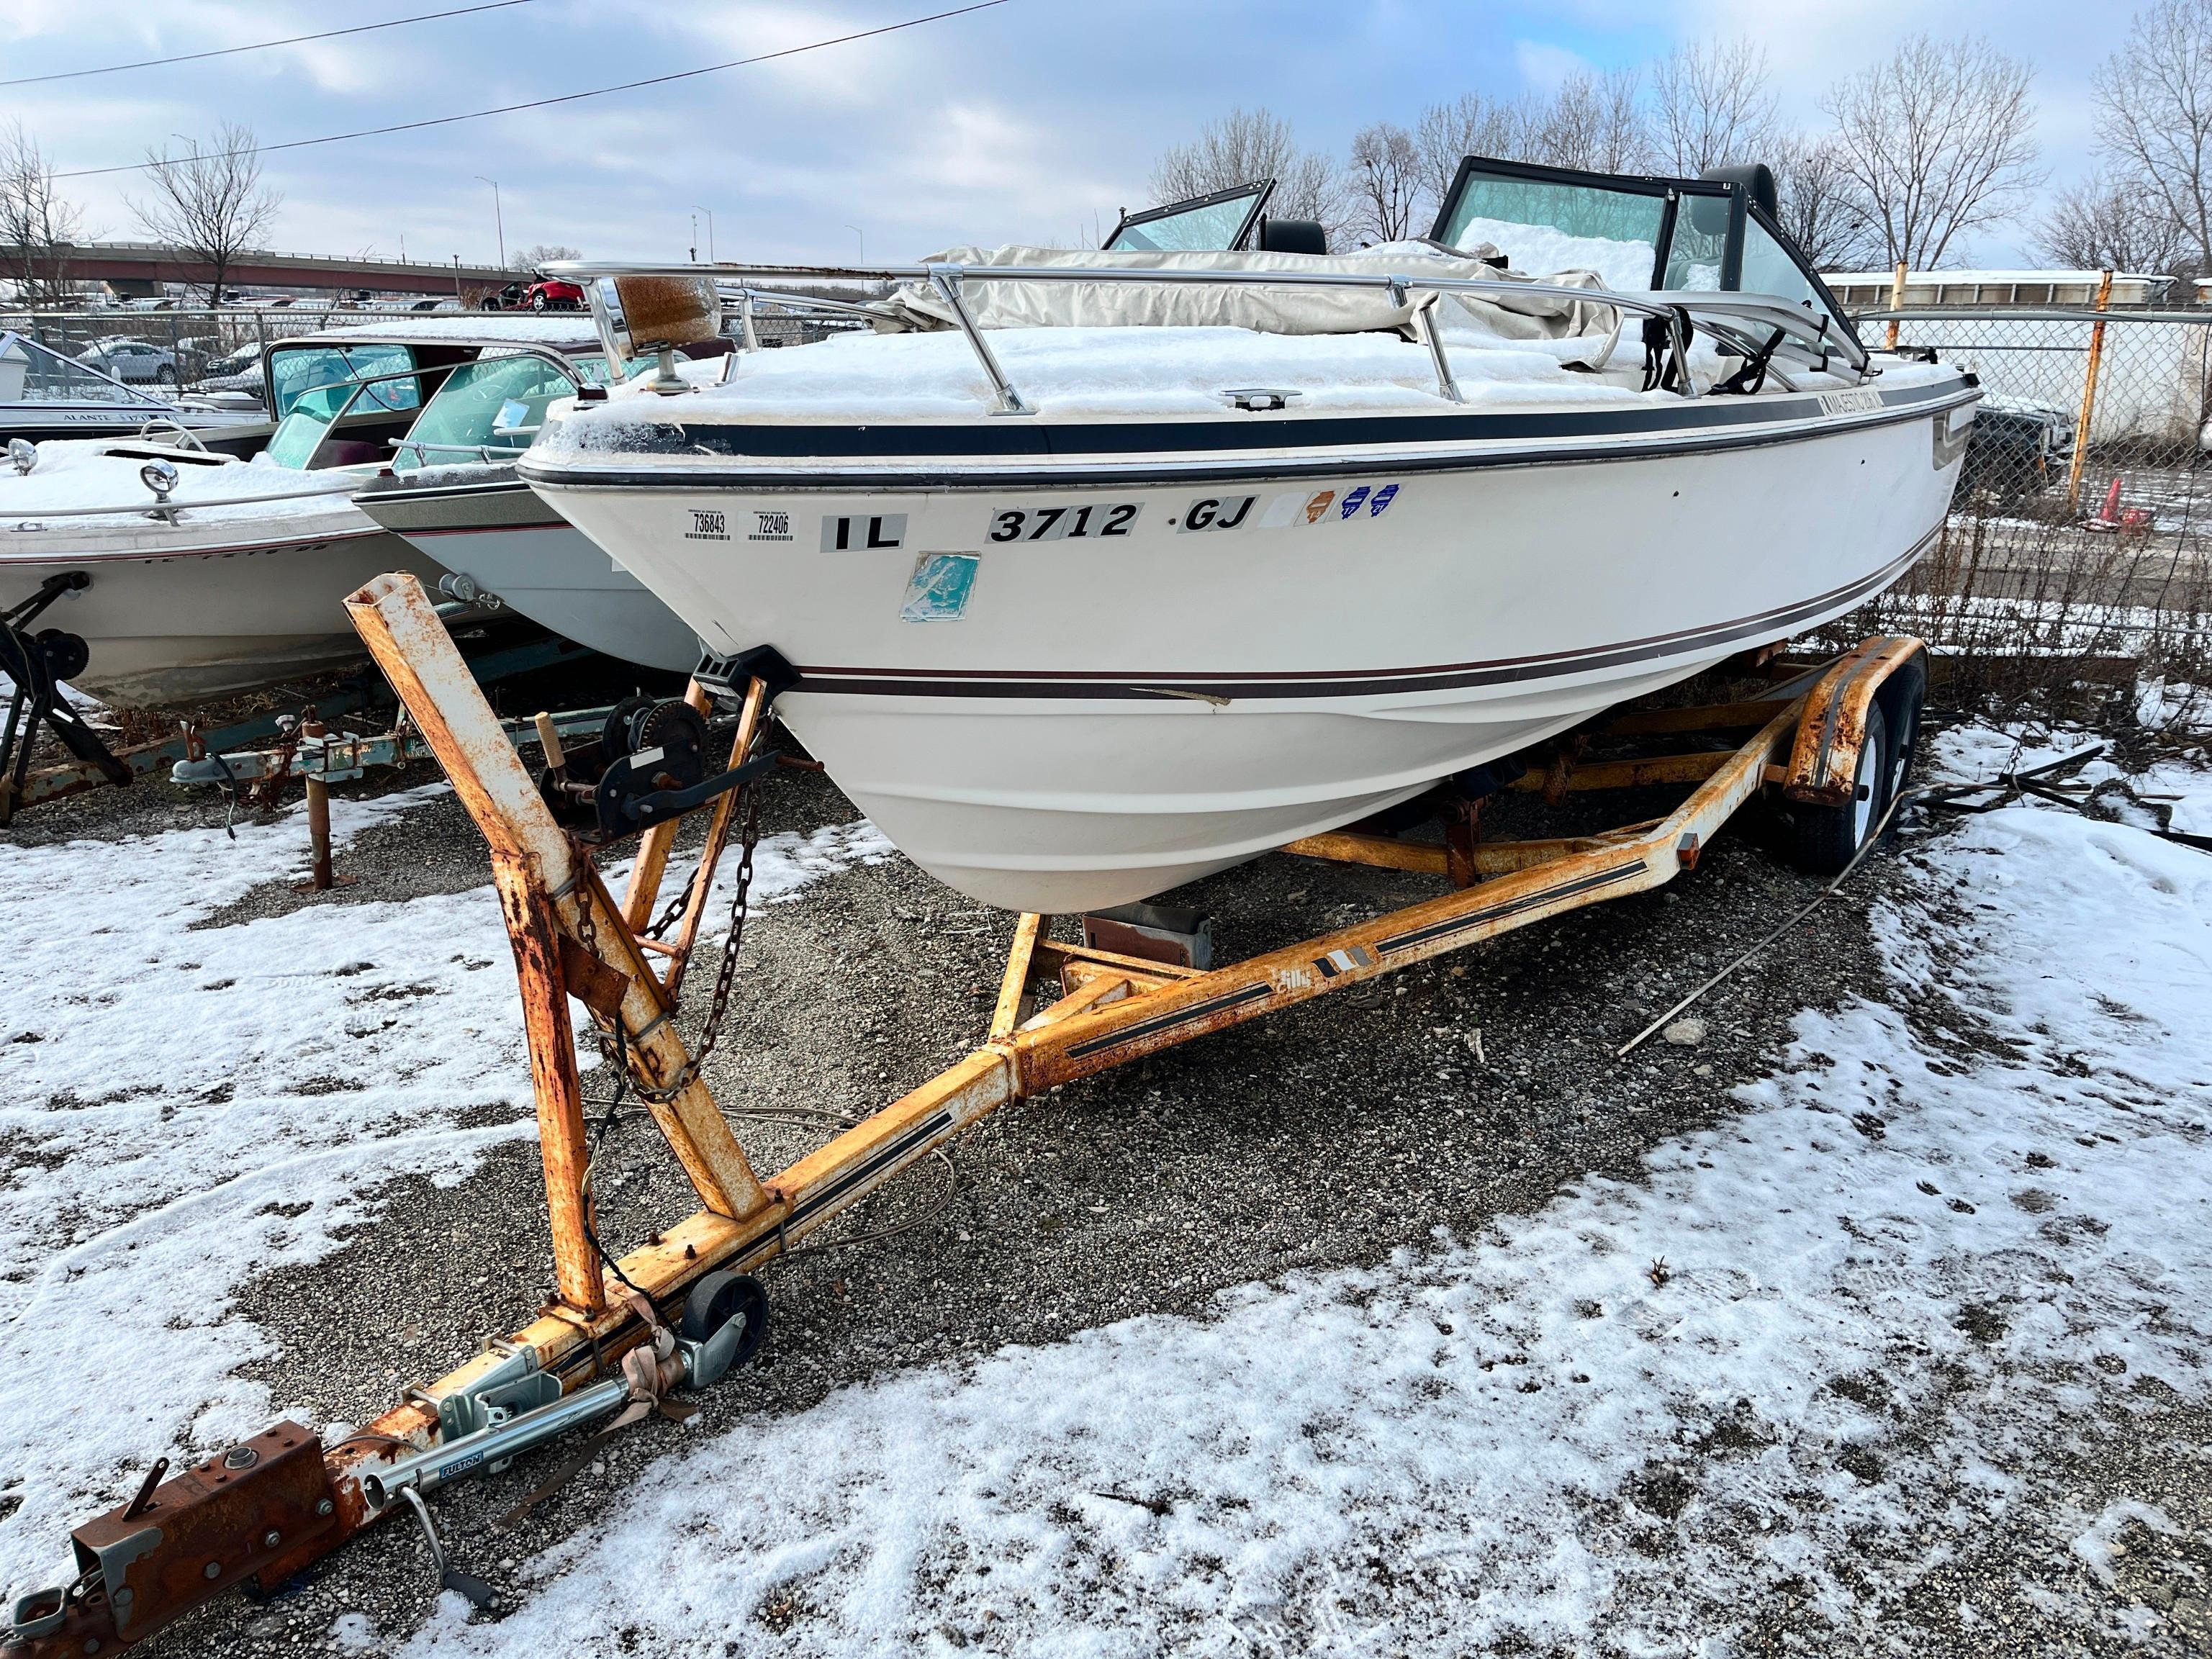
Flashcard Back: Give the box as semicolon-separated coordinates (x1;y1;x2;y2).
691;206;715;263
475;176;505;268
844;223;864;263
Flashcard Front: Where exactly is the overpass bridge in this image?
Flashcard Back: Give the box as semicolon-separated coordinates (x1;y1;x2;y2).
7;241;515;297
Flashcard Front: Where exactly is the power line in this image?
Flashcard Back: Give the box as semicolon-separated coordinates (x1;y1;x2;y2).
54;1;1014;181
0;1;537;89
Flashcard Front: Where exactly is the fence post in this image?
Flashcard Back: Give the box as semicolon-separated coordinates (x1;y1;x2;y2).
1886;260;1906;352
2065;268;2115;512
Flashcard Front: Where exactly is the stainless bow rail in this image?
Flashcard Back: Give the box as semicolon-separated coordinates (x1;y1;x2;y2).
549;256;1869;417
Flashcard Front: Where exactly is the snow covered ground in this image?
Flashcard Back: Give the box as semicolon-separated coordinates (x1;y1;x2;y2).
394;738;2210;1658
0;731;2206;1655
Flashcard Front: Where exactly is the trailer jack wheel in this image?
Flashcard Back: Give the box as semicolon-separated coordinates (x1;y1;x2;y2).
1789;700;1891;877
678;1271;769;1386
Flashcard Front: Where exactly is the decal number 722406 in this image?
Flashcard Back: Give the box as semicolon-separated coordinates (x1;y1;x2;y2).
988;502;1142;542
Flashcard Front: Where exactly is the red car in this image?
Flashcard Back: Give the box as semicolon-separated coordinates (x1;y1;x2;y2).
482;274;585;312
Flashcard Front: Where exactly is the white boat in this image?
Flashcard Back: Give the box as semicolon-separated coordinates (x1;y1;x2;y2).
0;331;267;448
518;159;1979;912
0;317;665;707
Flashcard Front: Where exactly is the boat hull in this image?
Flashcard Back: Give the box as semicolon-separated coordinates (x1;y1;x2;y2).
355;476;699;672
1;507;441;708
527;381;1973;910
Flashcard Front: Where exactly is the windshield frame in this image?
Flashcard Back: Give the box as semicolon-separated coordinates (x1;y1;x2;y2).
387;346;590;472
0;330;173;408
1105;179;1276;254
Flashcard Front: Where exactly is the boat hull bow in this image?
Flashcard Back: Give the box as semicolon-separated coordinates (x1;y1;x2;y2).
523;377;1974;910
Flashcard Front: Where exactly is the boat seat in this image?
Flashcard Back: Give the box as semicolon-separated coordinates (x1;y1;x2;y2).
1255;217;1327;256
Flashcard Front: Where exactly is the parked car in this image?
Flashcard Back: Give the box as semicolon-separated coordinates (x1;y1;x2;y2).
194;344;268;404
1960;395;2077;506
75;338;181;384
482;273;586;312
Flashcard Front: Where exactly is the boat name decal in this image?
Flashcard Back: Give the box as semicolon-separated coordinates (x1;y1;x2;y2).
988;503;1141;541
1817;388;1884;416
683;508;729;542
1186;484;1404;532
824;513;907;551
748;510;793;543
900;552;980;623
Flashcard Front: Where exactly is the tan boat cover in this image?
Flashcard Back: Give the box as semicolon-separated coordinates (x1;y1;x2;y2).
878;243;1624;346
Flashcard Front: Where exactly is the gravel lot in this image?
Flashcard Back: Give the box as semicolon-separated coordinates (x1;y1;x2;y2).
6;713;2207;1658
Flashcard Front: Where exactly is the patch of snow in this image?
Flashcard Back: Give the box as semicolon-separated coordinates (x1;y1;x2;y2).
403;785;2212;1655
0;438;363;528
0;793;889;1598
2067;1498;2178;1586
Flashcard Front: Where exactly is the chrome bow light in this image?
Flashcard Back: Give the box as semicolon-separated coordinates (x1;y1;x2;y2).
140;458;180;521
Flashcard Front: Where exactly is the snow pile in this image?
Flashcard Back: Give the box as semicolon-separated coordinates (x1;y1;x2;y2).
0;793;890;1594
405;762;2212;1655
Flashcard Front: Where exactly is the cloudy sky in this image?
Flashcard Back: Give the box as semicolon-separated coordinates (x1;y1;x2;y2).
1;0;2118;271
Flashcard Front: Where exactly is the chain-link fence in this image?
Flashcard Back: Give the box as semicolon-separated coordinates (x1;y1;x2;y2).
1822;307;2212;732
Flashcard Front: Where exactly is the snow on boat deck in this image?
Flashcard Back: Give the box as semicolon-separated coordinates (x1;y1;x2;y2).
545;327;1948;444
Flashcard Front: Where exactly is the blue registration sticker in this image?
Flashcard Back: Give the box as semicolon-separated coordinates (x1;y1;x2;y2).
900;553;980;622
1368;483;1399;517
1338;484;1372;519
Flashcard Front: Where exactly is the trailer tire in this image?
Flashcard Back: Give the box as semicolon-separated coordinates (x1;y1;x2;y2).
1789;700;1890;878
680;1270;769;1368
1872;653;1928;842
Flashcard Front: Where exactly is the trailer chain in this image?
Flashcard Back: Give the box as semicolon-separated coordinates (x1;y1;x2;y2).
572;782;763;1106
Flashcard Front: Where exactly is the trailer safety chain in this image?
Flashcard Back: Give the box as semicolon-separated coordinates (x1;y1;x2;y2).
574;782;763;1106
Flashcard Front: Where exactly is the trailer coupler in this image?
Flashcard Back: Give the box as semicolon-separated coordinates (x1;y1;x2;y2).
1;1275;767;1655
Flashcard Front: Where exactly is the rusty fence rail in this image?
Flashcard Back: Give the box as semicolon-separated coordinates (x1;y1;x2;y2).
1834;307;2212;725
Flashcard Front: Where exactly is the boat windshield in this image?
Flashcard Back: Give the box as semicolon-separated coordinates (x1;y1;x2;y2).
1432;155;1855;345
0;331;169;407
1106;182;1273;253
268;342;420;420
1435;168;1668;291
390;352;599;472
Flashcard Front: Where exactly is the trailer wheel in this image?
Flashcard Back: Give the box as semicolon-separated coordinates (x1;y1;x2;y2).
1872;654;1928;838
1789;700;1890;878
680;1270;769;1368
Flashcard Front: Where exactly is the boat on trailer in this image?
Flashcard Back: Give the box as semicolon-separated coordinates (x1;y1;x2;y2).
522;158;1976;913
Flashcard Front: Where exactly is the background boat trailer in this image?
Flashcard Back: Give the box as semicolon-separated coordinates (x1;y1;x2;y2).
1;571;1928;1657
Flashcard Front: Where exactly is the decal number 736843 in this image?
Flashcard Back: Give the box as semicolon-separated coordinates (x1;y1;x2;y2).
988;502;1142;542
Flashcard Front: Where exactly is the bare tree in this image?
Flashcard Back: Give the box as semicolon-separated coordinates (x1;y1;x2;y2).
128;122;281;305
1769;131;1879;270
1824;36;2044;268
1522;69;1648;173
0;122;86;307
1650;40;1777;173
1347;122;1424;245
2037;172;2195;274
2090;0;2212;275
1413;91;1527;214
1148;107;1350;240
509;242;582;272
